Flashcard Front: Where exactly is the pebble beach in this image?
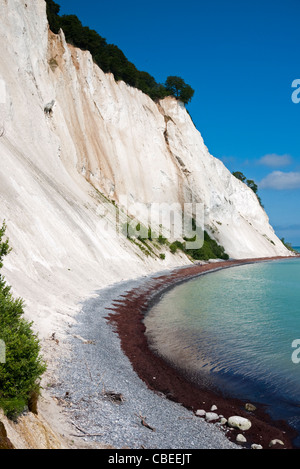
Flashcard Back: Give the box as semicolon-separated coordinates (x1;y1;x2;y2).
49;259;297;449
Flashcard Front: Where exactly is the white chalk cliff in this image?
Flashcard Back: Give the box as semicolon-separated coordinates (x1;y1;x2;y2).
0;0;291;337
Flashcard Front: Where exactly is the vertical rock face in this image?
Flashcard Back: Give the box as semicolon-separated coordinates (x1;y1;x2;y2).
0;1;291;330
0;421;14;449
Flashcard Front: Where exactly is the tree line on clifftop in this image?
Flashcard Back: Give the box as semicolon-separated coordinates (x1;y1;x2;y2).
45;0;195;105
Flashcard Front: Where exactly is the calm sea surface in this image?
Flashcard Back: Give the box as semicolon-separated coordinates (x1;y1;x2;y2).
145;256;300;445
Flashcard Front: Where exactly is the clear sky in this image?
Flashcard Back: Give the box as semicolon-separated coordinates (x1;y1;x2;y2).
57;0;300;245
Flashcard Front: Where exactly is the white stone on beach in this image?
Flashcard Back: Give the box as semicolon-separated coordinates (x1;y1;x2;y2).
236;434;247;443
195;410;206;417
228;416;252;431
269;439;284;447
245;403;257;412
205;412;220;423
220;418;228;426
210;405;218;412
251;444;263;449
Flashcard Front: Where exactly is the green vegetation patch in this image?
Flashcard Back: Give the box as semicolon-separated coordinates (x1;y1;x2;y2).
121;215;229;261
170;230;229;261
232;171;263;207
281;237;297;253
0;222;46;419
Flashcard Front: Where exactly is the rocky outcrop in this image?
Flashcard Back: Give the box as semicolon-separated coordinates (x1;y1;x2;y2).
0;409;63;450
0;420;14;450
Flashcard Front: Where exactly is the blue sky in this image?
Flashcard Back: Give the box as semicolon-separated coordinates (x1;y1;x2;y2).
58;0;300;244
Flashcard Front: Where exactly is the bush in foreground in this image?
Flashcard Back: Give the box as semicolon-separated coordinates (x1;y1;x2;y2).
0;222;46;419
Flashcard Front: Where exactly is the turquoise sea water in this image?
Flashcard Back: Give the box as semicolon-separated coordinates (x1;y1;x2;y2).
145;257;300;445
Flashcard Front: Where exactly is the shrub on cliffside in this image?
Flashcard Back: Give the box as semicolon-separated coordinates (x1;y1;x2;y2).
281;238;297;253
0;222;46;419
232;171;263;207
170;228;229;261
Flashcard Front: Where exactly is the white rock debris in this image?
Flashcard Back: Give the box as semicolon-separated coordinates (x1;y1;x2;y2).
228;416;252;431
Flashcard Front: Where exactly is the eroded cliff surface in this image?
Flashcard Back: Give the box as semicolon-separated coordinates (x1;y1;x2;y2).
0;0;290;338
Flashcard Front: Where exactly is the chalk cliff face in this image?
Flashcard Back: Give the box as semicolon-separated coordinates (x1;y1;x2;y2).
0;1;291;333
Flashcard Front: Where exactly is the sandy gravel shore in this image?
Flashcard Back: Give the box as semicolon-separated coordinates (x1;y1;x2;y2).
48;257;298;449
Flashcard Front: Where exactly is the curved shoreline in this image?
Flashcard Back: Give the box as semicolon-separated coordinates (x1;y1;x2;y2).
106;256;300;450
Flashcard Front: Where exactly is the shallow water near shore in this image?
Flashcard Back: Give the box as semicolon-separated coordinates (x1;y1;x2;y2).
145;258;300;447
